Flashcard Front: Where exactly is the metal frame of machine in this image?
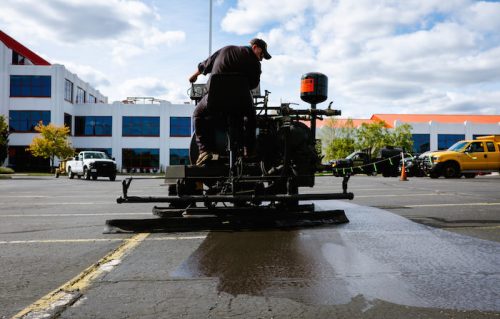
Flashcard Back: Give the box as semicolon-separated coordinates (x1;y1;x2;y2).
106;73;354;232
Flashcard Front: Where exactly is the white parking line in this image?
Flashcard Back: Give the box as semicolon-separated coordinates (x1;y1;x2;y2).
0;212;151;217
0;236;206;245
405;202;500;208
355;193;453;198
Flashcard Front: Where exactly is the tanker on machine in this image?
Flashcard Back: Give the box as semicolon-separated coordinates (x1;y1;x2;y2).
106;72;354;232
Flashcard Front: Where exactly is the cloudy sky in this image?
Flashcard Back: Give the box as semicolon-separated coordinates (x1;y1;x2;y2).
1;0;500;118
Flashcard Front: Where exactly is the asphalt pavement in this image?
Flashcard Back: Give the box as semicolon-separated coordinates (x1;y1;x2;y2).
0;174;499;318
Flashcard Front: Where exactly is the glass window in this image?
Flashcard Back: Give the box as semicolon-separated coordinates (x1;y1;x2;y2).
122;117;160;136
64;79;73;102
438;134;465;150
10;75;51;97
170;149;189;165
170;117;191;137
465;142;484;153
9;111;50;132
411;134;430;154
88;94;97;104
64;113;72;135
8;146;50;172
122;148;160;171
76;87;86;103
486;142;496;152
75;116;112;136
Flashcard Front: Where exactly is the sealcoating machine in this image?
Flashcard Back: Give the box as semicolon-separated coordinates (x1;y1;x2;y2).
105;72;354;232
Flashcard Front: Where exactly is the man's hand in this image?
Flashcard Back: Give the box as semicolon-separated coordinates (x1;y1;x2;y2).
189;71;200;83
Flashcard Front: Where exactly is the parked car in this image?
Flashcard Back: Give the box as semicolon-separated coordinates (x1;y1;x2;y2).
421;135;500;178
66;151;117;181
331;146;404;177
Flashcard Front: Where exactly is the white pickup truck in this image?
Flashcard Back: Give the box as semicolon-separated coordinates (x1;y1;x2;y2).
66;151;117;181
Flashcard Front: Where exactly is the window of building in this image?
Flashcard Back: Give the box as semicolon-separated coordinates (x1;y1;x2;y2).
9;110;50;133
75;116;112;136
438;134;465;150
64;79;74;103
12;52;32;65
170;149;189;165
122;148;160;172
88;94;97;104
64;113;72;135
170;117;191;137
10;75;51;97
122;117;160;136
8;146;50;172
76;87;86;103
411;134;430;154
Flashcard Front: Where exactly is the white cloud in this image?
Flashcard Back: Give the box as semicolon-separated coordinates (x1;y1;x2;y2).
0;0;186;64
56;61;111;88
117;77;188;103
228;0;500;117
221;0;310;35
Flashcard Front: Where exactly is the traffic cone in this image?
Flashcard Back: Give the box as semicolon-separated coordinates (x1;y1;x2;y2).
400;161;408;181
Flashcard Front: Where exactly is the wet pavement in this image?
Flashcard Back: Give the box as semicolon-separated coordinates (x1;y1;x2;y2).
2;176;499;318
59;200;499;318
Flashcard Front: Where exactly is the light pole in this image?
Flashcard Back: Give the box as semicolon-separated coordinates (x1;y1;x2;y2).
209;0;212;56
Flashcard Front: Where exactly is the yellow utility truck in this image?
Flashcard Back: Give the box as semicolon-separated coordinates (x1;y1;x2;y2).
423;135;500;178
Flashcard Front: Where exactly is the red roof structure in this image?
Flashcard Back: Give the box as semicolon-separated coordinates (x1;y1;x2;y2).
371;114;500;128
316;114;500;129
0;30;50;65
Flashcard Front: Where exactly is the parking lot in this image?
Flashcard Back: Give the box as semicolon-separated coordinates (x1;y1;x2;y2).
1;174;499;318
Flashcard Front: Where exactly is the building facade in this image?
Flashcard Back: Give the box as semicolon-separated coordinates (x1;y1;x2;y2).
1;31;194;172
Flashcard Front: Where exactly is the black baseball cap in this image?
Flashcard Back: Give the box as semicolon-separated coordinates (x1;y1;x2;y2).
250;38;272;59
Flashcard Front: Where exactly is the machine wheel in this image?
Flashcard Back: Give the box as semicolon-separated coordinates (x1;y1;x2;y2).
68;167;75;179
443;162;460;178
109;174;116;181
92;174;97;180
83;167;91;180
463;173;476;179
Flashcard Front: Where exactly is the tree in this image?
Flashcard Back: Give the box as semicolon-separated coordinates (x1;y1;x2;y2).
355;121;390;157
27;122;74;171
0;115;9;166
320;118;357;161
387;123;413;153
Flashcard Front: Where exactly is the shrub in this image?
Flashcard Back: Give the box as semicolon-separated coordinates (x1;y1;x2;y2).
0;167;15;174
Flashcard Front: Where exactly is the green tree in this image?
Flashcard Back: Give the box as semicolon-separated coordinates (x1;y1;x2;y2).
355;121;390;157
321;118;357;161
0;115;9;166
387;123;413;153
27;122;74;172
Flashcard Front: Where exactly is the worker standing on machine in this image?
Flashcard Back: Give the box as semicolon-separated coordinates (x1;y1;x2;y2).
189;38;272;165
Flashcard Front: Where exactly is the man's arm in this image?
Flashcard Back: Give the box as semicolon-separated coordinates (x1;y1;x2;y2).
189;70;201;83
188;49;221;83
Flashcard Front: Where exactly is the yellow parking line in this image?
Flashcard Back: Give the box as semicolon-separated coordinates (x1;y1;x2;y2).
12;233;150;319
